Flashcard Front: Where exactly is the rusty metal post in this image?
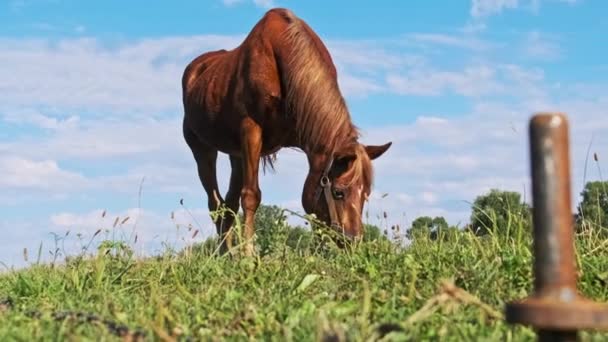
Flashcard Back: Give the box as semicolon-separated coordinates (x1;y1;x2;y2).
505;113;608;341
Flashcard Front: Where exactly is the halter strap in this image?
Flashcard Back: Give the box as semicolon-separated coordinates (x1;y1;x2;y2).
314;155;341;229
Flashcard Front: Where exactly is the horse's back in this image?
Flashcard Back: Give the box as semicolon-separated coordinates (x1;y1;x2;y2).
182;49;230;102
182;7;334;154
182;8;293;92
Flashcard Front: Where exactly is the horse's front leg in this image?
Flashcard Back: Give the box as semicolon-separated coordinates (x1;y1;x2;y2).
239;118;263;257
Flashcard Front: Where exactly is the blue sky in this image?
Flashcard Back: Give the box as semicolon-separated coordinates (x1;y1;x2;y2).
1;0;607;268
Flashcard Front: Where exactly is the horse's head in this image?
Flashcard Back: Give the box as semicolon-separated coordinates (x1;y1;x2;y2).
303;141;392;240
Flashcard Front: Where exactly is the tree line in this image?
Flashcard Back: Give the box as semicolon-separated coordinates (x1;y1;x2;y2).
407;180;608;241
246;181;608;249
244;180;608;249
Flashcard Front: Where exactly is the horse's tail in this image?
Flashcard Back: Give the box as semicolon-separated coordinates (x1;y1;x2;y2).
277;9;353;153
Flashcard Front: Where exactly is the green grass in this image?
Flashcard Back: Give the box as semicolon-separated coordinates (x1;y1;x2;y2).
1;212;608;341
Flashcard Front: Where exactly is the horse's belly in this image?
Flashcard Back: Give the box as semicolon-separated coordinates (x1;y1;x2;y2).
187;112;242;154
186;105;294;157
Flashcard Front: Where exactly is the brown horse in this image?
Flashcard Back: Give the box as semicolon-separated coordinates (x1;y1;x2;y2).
182;8;391;255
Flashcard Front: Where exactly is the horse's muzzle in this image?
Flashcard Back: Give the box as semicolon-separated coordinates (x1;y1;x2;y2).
329;223;361;242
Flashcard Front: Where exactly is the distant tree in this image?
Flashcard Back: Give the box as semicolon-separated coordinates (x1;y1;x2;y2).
285;226;313;250
430;226;461;241
469;189;531;236
406;216;449;240
235;204;291;254
251;204;290;255
235;204;289;233
363;224;388;242
253;204;288;230
576;181;608;233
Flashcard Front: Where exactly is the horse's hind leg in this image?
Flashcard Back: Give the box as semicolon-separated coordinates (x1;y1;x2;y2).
183;125;233;251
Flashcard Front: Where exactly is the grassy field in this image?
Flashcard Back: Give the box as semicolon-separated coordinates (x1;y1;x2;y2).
1;208;608;341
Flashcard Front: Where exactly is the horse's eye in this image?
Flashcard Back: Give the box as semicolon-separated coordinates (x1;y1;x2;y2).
332;188;345;200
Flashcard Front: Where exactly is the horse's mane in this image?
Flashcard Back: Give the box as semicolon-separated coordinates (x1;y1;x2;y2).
279;10;359;155
278;9;372;188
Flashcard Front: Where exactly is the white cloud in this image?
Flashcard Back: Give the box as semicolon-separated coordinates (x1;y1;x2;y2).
2;108;79;130
377;153;483;175
337;73;383;97
50;209;110;229
253;0;275;8
470;0;519;18
328;40;423;72
354;107;531;227
421;191;439;205
553;0;580;4
221;0;275;8
326;39;427;98
0;206;215;269
0;34;416;115
383;63;550;99
1;117;186;161
416;116;449;125
0;35;243;114
361;88;608;226
0;156;88;190
0;29;555;127
363;190;472;229
386;65;501;96
408;33;496;51
470;0;581;18
49;206;216;255
522;31;561;60
460;21;488;34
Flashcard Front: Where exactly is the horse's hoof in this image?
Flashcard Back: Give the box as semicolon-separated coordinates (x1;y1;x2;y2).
241;242;256;258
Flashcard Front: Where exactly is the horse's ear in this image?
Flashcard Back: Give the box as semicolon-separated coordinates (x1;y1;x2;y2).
365;142;392;160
